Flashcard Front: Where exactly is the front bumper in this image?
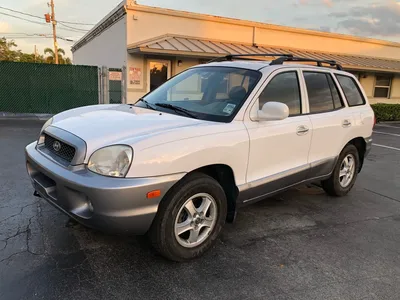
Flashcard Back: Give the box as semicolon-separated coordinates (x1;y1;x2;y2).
25;142;184;235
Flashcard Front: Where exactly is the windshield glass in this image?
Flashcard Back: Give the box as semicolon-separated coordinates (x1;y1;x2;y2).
136;66;262;122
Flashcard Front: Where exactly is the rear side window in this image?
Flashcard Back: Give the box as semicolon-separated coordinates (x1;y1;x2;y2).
259;71;301;116
327;75;344;109
304;72;336;113
336;75;365;106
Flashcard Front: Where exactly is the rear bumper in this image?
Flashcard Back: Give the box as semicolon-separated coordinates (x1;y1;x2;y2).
25;142;184;235
364;136;373;157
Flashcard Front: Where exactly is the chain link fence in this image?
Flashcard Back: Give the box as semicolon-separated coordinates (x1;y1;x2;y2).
0;61;100;114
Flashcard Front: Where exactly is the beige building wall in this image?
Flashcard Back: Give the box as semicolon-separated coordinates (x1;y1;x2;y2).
359;74;400;104
124;4;400;104
126;5;400;59
359;76;375;98
390;76;400;101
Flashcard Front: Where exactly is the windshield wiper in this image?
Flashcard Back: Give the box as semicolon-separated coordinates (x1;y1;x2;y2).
135;98;157;111
154;103;199;119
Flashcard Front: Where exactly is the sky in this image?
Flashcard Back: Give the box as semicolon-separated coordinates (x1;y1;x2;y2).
1;0;400;59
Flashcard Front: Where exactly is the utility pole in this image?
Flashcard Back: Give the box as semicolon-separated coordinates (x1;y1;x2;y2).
50;0;58;64
34;45;37;63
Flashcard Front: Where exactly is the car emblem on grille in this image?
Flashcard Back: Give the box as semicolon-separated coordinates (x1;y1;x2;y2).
53;141;61;152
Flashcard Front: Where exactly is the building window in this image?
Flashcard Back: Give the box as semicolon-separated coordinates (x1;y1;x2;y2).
374;75;392;98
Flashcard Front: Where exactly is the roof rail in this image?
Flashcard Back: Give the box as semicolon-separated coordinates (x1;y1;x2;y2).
270;56;343;70
207;53;293;63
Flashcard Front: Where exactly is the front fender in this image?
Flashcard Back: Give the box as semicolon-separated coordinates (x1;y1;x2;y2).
127;128;250;186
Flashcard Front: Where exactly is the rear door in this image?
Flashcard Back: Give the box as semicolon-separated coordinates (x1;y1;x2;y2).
335;74;374;139
301;70;355;179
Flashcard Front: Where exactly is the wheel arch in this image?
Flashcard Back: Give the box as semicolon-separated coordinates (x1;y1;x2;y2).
346;137;366;172
184;164;238;223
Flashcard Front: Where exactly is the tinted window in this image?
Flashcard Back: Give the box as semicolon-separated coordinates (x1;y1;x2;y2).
259;72;301;116
304;72;334;113
327;75;344;109
336;75;365;106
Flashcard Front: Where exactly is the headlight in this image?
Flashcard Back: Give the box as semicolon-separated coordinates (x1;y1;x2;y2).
88;145;133;178
38;117;53;144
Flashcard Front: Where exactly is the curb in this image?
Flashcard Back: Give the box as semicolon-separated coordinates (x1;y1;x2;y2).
0;113;53;121
378;121;400;124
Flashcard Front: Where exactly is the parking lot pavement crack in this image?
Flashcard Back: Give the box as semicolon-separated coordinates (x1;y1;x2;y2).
364;188;400;203
0;251;26;264
0;226;27;251
0;201;39;224
25;216;42;256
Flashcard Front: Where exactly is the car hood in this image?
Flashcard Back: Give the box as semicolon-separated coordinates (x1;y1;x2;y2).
51;105;208;151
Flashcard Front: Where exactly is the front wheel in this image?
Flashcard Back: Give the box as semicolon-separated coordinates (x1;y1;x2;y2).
322;144;360;197
148;173;227;262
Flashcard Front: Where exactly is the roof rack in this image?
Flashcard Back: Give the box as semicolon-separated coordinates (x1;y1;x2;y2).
207;53;293;63
270;56;343;70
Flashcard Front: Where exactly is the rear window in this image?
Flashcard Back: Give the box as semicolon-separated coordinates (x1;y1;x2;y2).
335;75;365;106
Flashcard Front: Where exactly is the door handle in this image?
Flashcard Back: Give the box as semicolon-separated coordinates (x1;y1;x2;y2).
297;125;309;135
342;120;352;127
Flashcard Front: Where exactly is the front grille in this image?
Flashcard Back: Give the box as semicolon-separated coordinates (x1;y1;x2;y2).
44;134;76;163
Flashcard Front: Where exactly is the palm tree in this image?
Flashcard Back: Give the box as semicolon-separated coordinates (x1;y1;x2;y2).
44;47;71;64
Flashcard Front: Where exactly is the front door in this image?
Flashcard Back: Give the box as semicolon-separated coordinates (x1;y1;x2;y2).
242;69;312;203
147;60;171;92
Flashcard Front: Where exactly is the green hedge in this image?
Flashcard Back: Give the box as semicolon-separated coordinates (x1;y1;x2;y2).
371;104;400;122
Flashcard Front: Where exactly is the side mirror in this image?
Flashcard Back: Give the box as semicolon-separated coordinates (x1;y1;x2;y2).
257;102;289;121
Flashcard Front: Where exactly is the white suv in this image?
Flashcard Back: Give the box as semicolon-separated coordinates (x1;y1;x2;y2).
25;54;374;261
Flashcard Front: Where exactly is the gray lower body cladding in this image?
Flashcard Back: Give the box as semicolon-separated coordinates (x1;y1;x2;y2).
237;156;337;205
25;142;184;235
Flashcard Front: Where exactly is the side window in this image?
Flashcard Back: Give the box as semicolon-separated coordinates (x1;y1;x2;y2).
336;75;366;106
326;75;344;109
259;72;301;116
304;72;335;113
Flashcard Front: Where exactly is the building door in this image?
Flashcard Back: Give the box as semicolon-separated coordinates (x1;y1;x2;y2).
108;68;122;104
147;60;171;92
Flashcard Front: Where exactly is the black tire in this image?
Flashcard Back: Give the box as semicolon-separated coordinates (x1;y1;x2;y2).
148;173;227;262
322;144;360;197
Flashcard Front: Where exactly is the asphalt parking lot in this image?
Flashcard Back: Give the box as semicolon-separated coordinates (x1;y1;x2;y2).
1;119;400;300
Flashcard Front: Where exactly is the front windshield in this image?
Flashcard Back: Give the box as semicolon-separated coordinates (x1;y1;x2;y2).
136;66;262;122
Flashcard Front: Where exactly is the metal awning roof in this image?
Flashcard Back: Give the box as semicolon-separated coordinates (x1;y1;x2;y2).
127;35;400;73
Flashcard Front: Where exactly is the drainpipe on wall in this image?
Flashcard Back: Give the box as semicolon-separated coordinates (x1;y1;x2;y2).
252;26;256;47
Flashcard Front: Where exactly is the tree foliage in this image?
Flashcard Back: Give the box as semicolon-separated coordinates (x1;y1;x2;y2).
0;37;72;64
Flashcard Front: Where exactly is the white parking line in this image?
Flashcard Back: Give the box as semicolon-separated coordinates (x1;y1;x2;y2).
375;124;400;129
373;143;400;151
373;131;400;137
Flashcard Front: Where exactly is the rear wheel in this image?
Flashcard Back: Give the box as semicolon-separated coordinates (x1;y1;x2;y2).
148;173;227;262
322;144;360;197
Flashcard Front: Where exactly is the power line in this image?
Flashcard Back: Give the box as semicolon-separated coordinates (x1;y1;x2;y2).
0;5;95;25
55;20;94;26
0;12;47;26
0;32;76;42
0;12;86;35
0;5;42;19
58;22;88;32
